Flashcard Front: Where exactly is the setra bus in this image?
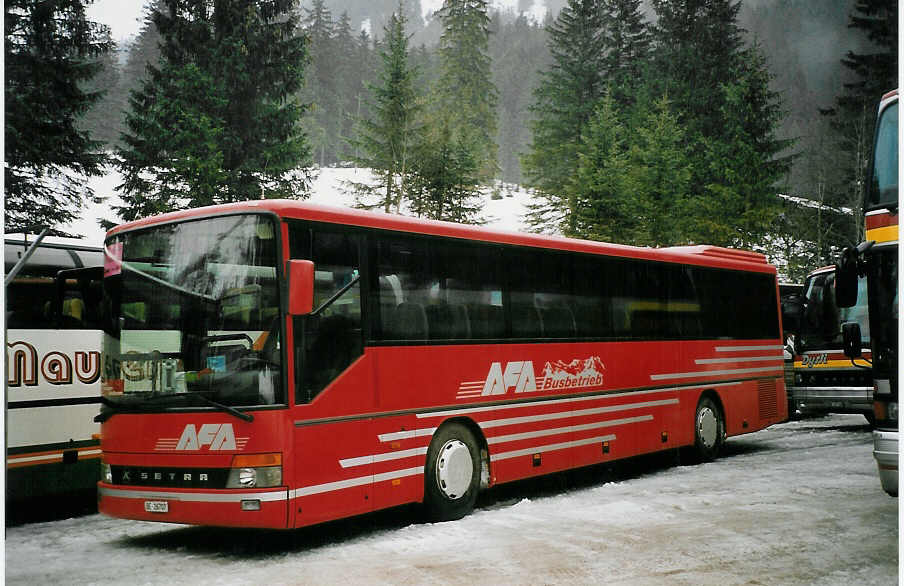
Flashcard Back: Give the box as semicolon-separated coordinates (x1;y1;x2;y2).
838;89;898;497
6;236;104;521
96;201;788;529
787;266;872;422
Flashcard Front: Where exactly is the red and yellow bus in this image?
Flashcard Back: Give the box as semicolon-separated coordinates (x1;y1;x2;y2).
97;201;787;529
839;89;898;496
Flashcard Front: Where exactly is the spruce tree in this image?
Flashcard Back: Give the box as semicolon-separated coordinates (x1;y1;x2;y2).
600;0;651;105
435;0;498;180
346;2;420;214
522;0;606;233
300;0;338;167
824;0;897;241
408;114;484;224
5;0;113;234
115;0;311;222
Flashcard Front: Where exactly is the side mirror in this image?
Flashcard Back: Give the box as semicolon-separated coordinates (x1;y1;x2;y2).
842;322;862;359
288;260;315;315
835;247;859;308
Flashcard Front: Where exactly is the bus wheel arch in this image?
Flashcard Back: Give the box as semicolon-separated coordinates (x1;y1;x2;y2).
423;418;486;521
690;390;725;463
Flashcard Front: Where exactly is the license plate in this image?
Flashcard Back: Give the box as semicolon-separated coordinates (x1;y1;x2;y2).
144;500;168;513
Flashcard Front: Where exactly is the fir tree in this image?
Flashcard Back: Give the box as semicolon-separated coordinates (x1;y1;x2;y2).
346;2;420;213
823;0;897;241
408;114;485;224
522;0;606;233
301;0;339;167
600;0;651;105
435;0;498;180
115;0;311;222
5;0;113;234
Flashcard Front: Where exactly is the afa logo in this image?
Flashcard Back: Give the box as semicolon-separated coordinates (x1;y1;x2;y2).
457;356;605;399
155;424;249;451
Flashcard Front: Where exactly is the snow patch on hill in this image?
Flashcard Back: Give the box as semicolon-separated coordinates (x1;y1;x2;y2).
63;166;534;246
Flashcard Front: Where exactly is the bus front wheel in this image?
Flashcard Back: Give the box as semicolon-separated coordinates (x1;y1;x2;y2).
424;423;480;522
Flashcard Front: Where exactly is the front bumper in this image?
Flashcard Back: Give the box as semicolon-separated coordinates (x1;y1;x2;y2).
789;386;873;416
872;428;898;497
98;483;289;528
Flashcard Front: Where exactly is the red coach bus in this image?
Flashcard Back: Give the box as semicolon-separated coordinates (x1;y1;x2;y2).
97;200;787;529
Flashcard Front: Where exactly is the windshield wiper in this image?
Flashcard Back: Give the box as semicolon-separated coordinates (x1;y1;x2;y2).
94;392;254;423
192;393;254;423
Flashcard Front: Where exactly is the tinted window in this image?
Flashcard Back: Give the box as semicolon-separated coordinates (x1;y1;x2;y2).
291;223;363;403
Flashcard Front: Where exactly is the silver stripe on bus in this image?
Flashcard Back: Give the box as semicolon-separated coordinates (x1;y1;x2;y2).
378;427;438;443
480;399;679;430
715;345;784;352
695;355;785;364
351;416;652;467
290;466;423;498
99;486;288;503
417;384;726;420
486;415;652;445
650;366;782;381
491;434;617;462
340;446;429;468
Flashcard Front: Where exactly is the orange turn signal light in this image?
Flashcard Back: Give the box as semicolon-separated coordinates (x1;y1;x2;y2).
230;453;282;468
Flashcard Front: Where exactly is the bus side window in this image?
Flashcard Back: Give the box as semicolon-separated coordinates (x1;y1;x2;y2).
293;227;363;404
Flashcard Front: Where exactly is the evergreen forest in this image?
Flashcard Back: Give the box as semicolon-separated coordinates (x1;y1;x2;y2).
5;0;897;280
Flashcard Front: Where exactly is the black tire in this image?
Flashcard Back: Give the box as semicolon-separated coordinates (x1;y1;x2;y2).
423;422;481;522
691;396;724;463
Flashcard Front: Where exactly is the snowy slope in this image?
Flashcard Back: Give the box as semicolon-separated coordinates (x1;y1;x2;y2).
62;167;534;247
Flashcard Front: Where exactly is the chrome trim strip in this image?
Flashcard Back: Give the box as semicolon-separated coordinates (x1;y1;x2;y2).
290;466;423;498
695;356;784;364
340;447;428;469
491;434;617;462
479;399;678;430
650;366;782;381
99;486;287;503
487;415;651;445
377;427;437;442
715;345;783;352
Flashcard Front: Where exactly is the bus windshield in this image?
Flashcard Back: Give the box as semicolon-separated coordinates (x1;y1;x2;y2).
799;270;870;351
869;100;898;209
101;214;283;410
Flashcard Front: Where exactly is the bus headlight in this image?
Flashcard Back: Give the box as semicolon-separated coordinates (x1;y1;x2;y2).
226;453;282;489
101;461;113;483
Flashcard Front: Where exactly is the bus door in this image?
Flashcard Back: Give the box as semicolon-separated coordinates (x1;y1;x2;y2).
290;226;372;527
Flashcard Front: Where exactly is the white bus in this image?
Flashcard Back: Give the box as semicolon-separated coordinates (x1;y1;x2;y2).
6;236;104;522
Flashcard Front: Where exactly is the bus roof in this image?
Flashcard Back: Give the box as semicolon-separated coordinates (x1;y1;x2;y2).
106;199;775;273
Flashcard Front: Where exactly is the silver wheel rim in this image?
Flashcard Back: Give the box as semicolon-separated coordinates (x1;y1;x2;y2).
697;406;718;449
435;439;473;500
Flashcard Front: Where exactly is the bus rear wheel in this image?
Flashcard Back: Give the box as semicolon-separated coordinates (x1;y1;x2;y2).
424;423;480;522
691;396;724;463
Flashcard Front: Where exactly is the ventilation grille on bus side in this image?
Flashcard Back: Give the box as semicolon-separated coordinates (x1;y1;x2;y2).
758;378;779;421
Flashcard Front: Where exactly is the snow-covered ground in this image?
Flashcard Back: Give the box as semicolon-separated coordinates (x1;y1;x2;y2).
6;414;897;585
59;167;533;247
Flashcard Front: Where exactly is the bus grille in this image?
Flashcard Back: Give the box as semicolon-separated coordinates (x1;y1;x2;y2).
758;379;778;420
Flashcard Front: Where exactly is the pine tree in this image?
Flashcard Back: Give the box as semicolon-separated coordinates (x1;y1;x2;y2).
600;0;651;105
5;0;113;234
824;0;897;241
346;2;420;213
522;0;606;233
648;0;791;248
435;0;498;180
300;0;339;167
626;96;693;247
568;93;631;242
408;114;484;224
115;0;311;222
